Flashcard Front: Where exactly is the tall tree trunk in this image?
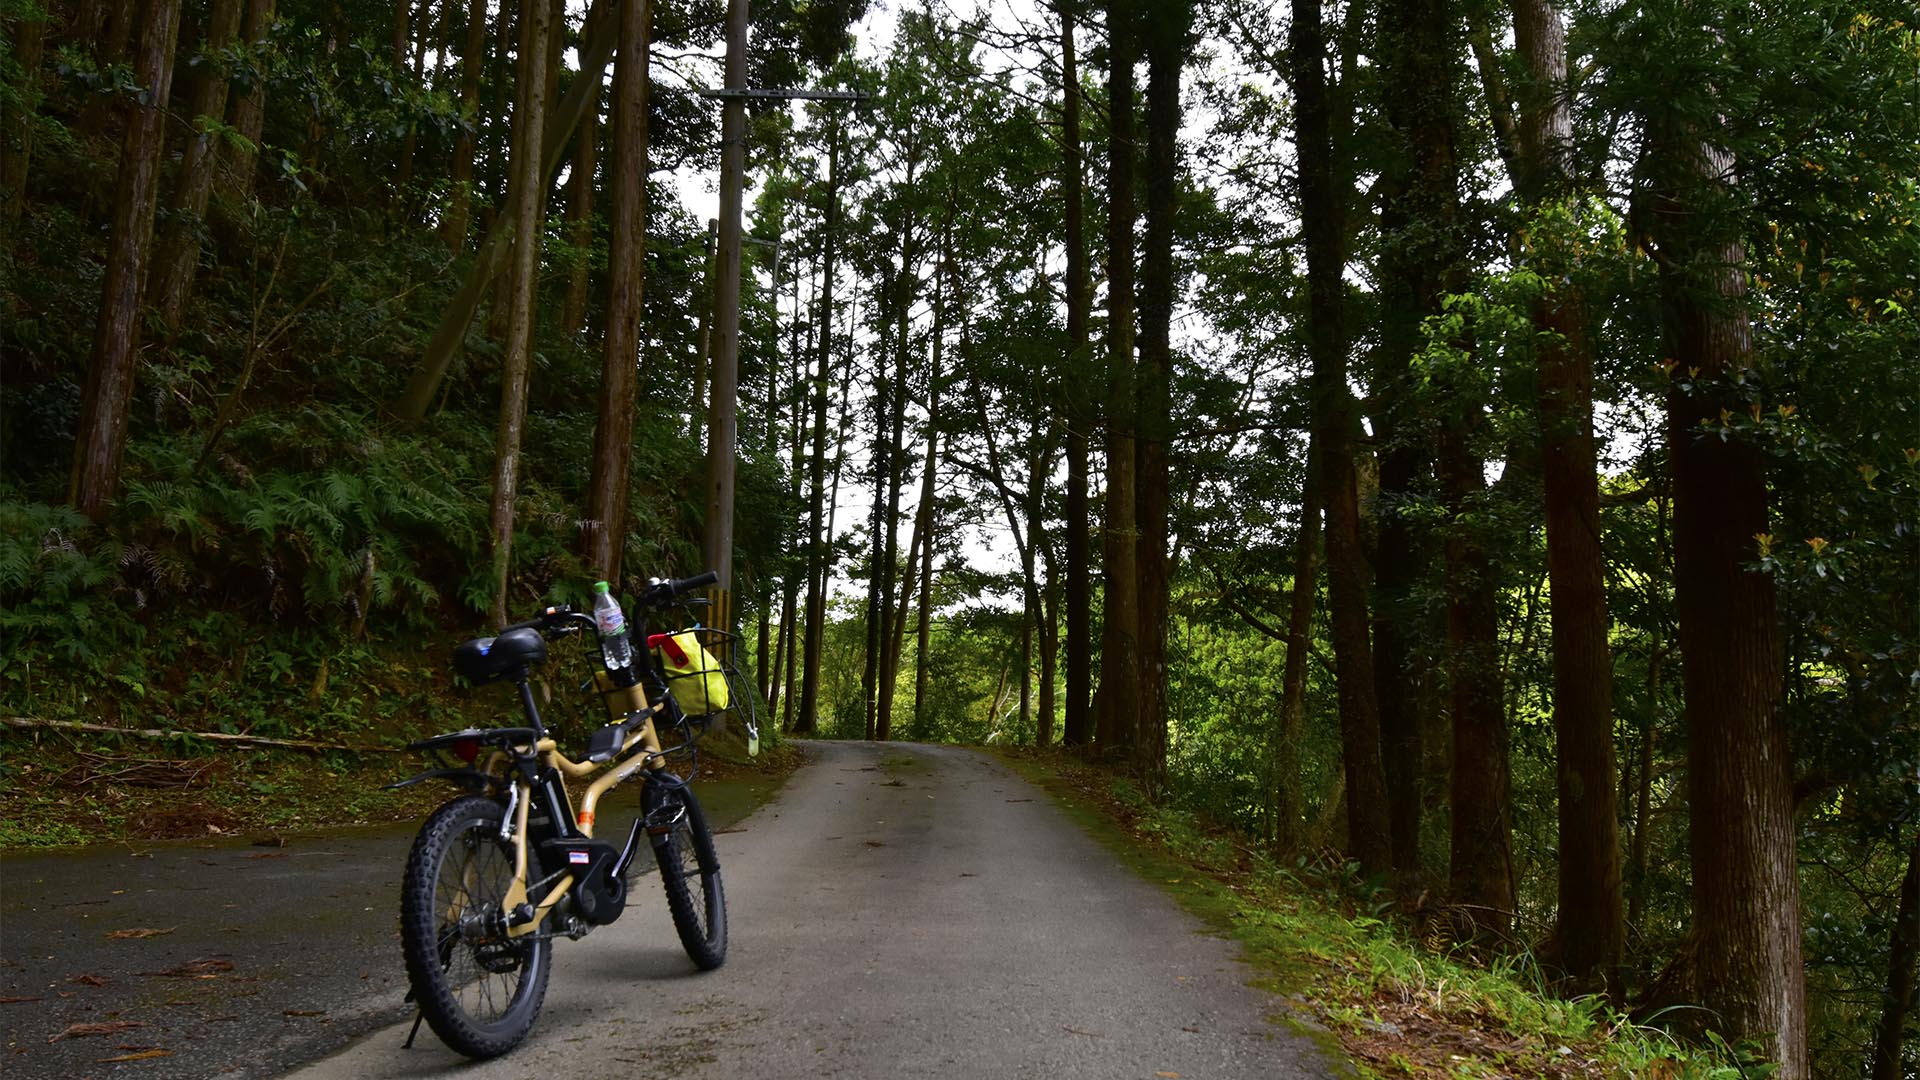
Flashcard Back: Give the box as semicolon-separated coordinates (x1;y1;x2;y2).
67;0;183;520
773;252;809;729
1135;0;1188;790
151;0;245;335
1272;445;1320;858
1628;640;1664;931
1510;0;1625;998
216;0;275;207
396;0;614;420
881;225;947;743
1058;0;1093;750
391;0;416;188
1871;827;1920;1080
78;0;137;136
911;262;946;741
796;126;843;735
1037;564;1059;748
3;8;49;223
1292;0;1390;877
1651;113;1807;1079
1028;434;1057;747
1377;0;1475;884
912;470;937;738
874;218;919;743
1440;421;1513;942
485;0;550;627
1096;0;1139;761
861;270;895;741
582;0;646;584
442;0;489;253
560;82;599;337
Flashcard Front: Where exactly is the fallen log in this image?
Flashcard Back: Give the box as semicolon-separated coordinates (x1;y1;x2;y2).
0;716;402;754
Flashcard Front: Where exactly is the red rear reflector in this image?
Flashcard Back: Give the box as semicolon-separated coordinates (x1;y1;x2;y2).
452;738;480;764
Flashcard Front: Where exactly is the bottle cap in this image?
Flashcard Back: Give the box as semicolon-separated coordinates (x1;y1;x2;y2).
594;581;611;593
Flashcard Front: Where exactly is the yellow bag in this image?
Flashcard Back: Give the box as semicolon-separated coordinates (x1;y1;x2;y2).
649;631;729;716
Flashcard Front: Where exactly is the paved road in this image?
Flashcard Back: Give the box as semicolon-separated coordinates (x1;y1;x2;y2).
0;771;777;1079
283;741;1342;1079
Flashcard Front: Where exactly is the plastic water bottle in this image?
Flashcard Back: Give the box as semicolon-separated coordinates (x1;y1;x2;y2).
592;582;637;687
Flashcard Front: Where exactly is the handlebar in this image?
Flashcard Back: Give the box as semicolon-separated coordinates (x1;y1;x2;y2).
639;571;719;607
498;571;721;639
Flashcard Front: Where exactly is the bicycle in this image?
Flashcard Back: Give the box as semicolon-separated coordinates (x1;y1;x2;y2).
388;571;748;1059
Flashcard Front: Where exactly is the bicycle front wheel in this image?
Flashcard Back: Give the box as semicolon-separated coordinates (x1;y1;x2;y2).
399;795;551;1059
649;783;728;969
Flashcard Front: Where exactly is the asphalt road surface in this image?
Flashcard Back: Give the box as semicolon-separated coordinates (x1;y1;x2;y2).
280;741;1342;1079
0;766;773;1079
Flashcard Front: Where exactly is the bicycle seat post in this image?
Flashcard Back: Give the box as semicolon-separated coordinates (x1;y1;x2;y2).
514;674;547;740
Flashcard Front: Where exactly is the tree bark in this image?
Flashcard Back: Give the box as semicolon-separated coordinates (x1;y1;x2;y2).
796;125;843;735
1370;437;1425;876
1292;0;1390;877
442;0;490;253
216;0;275;207
396;0;615;421
1651;116;1807;1078
1096;0;1139;762
1272;445;1320;857
582;0;646;585
2;8;48;223
561;81;600;338
1058;0;1093;751
1871;827;1920;1080
1440;421;1514;942
485;0;551;627
150;0;245;335
67;0;184;520
1135;0;1188;790
1509;0;1625;998
882;219;947;743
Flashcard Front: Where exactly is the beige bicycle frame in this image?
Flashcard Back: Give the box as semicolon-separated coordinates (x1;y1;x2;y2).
496;690;670;938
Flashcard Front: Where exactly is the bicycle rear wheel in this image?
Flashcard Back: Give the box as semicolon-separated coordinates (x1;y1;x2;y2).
649;783;727;969
399;795;551;1059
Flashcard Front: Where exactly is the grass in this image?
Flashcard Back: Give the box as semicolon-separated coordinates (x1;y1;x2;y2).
995;748;1759;1080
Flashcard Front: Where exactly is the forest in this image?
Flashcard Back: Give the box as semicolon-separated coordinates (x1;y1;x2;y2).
1;0;1916;1074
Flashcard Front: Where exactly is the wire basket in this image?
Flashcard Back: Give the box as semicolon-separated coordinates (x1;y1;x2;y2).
649;626;759;749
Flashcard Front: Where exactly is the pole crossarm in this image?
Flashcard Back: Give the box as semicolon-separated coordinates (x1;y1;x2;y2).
696;88;874;102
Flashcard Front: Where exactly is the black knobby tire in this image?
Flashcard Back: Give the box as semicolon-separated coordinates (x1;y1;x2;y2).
399;795;551;1059
650;783;727;969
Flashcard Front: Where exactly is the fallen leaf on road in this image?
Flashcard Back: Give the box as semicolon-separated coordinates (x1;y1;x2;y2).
106;927;176;940
49;1021;145;1042
1005;798;1033;803
283;1009;327;1017
864;841;886;847
247;852;289;860
140;958;234;978
1157;1072;1182;1078
97;1048;172;1062
1;996;41;1004
70;974;110;986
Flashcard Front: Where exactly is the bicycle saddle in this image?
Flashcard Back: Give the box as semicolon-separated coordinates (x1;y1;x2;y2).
453;626;549;682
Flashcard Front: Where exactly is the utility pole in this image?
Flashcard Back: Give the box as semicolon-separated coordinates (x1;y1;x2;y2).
698;7;868;661
702;0;748;645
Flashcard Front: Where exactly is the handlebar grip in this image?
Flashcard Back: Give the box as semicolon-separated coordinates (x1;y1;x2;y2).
669;571;720;596
497;604;581;637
